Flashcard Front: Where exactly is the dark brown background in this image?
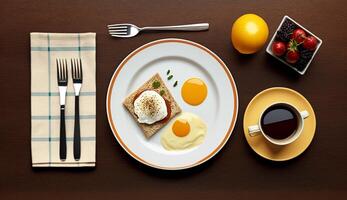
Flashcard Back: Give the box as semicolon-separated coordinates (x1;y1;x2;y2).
1;0;346;199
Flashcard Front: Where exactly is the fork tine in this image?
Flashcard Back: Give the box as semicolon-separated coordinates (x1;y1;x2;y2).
75;59;77;79
74;59;78;78
73;59;76;78
107;24;127;28
71;59;74;79
64;59;68;81
108;29;127;32
77;58;80;79
79;58;82;80
62;59;64;80
56;59;59;81
108;30;127;33
60;59;63;80
59;59;62;80
110;34;131;37
109;32;128;35
75;58;80;79
108;28;128;31
62;59;65;80
73;59;77;78
108;28;127;31
108;31;128;34
108;26;127;29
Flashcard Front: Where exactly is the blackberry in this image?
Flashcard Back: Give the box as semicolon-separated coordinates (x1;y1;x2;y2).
293;50;313;71
297;44;305;52
275;30;291;42
280;19;298;34
301;49;314;60
294;58;308;71
275;19;298;42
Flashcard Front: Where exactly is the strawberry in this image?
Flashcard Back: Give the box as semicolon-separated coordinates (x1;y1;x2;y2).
303;36;318;51
286;39;300;64
291;28;306;43
272;41;286;56
286;51;300;64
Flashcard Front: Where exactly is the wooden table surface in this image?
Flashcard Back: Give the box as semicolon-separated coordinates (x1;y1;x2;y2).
1;0;346;199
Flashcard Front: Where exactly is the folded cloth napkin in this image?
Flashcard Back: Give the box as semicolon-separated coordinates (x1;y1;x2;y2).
30;32;96;167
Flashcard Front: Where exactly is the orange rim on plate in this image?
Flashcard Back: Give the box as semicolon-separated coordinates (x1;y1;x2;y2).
106;38;238;170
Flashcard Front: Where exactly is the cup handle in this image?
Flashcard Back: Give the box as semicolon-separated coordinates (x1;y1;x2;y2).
300;110;309;119
248;125;261;136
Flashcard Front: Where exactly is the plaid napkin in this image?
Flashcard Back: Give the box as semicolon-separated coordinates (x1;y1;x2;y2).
30;33;96;167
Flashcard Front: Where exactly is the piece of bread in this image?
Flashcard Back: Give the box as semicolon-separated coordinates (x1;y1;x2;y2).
123;73;181;138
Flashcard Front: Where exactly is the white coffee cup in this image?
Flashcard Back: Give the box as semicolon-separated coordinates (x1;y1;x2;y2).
248;102;309;146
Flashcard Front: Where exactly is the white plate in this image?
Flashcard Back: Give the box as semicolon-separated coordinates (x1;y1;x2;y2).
106;38;238;170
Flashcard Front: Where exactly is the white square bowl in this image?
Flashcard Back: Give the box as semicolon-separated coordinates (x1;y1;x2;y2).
266;15;323;75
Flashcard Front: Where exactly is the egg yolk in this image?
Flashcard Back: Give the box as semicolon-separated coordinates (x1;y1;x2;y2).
181;78;207;106
172;119;190;137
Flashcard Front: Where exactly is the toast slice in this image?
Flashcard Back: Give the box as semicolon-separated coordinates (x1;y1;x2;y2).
123;73;181;138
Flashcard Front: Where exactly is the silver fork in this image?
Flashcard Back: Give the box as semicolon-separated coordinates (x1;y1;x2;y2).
71;58;83;161
56;59;68;161
108;23;209;38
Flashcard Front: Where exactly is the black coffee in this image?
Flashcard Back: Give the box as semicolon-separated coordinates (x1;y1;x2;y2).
260;104;298;140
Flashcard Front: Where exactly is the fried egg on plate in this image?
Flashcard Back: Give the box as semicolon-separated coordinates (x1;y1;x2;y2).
161;112;207;150
181;78;208;106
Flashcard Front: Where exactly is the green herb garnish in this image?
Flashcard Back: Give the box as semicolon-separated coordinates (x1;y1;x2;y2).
168;75;173;80
167;70;170;75
152;81;161;89
173;81;178;87
160;90;165;95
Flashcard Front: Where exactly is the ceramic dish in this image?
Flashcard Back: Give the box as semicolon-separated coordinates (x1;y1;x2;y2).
266;15;322;75
106;38;238;170
243;87;316;161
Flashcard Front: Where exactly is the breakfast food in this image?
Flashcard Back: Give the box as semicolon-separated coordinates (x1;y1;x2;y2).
134;90;167;124
123;73;181;138
291;28;306;43
271;41;286;56
161;112;207;151
303;36;318;51
231;13;269;54
286;40;300;64
181;78;208;106
272;18;320;71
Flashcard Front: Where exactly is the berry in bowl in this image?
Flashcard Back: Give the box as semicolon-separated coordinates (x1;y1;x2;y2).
266;16;322;75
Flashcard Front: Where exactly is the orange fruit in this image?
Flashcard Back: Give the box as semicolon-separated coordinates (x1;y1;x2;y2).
231;14;269;54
